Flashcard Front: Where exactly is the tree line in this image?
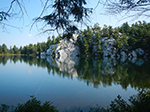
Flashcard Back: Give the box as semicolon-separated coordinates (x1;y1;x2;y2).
0;35;63;55
1;55;150;90
1;21;150;56
77;21;150;56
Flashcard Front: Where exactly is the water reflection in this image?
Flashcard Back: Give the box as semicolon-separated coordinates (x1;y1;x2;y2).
0;55;150;90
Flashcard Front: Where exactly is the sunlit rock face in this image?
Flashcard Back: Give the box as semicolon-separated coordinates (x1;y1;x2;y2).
92;37;146;59
101;37;117;58
45;35;146;61
46;35;80;62
46;45;56;56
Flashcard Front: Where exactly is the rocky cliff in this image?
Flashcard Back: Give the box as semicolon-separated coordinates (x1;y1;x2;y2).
41;35;147;61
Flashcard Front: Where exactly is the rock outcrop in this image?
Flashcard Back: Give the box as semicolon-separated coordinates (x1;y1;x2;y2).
42;35;147;63
92;37;146;59
46;36;80;62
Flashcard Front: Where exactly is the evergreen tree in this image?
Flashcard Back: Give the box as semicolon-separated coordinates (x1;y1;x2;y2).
102;24;109;37
13;45;19;54
2;44;8;54
0;45;3;54
9;46;14;54
52;35;56;44
95;32;102;55
83;37;89;56
46;36;52;49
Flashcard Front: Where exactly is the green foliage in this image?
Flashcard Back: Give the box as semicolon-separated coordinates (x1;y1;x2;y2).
89;90;150;112
83;37;90;55
0;104;9;112
1;89;150;112
79;26;94;56
114;34;128;51
101;24;109;37
89;105;106;112
52;46;57;57
0;96;58;112
2;44;8;54
119;21;150;53
1;20;150;56
40;0;92;36
13;45;19;54
109;95;130;112
0;45;3;54
107;90;150;112
0;35;63;55
95;32;102;55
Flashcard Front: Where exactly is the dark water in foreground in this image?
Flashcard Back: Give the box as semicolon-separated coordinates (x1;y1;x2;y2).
0;56;150;111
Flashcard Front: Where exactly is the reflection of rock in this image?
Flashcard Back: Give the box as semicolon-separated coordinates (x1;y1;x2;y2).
135;59;144;66
40;52;46;56
46;56;80;77
120;51;127;57
135;48;145;56
120;57;127;62
131;57;137;63
101;57;116;75
131;50;137;57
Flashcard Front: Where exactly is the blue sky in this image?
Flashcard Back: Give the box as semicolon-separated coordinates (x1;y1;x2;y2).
0;0;147;48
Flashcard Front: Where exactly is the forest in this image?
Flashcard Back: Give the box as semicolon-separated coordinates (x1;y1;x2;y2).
0;21;150;56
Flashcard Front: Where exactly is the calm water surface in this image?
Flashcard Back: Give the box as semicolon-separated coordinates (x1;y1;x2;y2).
0;56;150;111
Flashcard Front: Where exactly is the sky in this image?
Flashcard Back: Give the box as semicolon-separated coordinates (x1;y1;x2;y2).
0;0;148;48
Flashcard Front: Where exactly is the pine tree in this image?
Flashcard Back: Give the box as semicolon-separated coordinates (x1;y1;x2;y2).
95;32;102;55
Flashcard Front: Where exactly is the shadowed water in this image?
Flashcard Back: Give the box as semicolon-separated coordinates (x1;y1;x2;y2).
0;56;150;111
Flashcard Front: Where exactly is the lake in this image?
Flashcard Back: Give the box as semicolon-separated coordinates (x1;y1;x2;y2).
0;56;150;111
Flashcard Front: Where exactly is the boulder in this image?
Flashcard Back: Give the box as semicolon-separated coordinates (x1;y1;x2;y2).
46;38;80;61
101;37;116;57
135;58;144;66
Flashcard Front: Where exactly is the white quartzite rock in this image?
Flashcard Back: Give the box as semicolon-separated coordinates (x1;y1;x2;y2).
46;44;56;56
46;38;80;61
101;37;116;58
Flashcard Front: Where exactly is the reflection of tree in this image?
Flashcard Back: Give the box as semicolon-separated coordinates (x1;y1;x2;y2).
76;58;150;90
0;56;9;65
0;56;150;90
